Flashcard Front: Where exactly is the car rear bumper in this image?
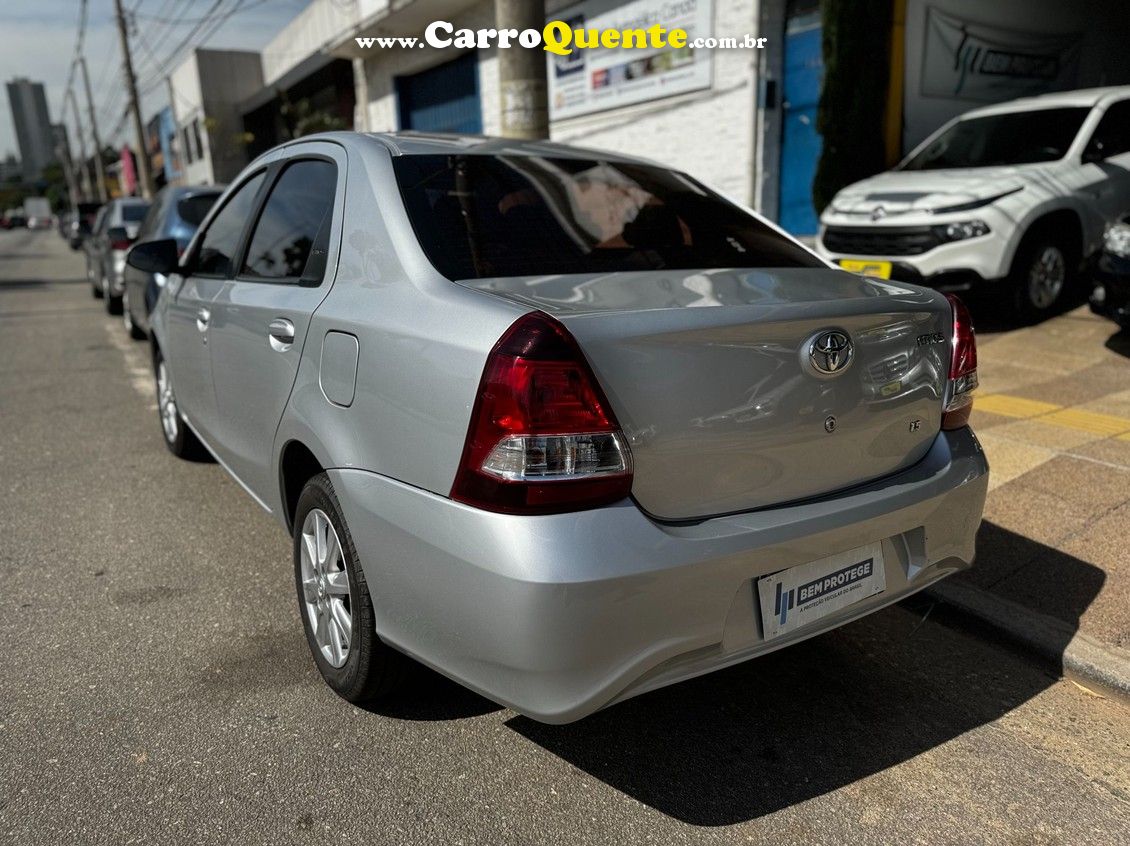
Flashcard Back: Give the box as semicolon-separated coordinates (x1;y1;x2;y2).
331;426;989;723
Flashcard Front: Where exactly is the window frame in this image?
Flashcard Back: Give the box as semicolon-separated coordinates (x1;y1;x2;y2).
185;168;271;280
231;154;340;288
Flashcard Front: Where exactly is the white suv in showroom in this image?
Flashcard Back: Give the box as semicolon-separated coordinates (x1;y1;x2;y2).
817;87;1130;320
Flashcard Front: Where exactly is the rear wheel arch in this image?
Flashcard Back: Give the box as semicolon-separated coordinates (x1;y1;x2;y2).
279;440;326;533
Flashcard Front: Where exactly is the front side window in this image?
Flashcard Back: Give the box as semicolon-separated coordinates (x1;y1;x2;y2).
393;154;820;280
900;107;1090;170
194;171;266;278
241;159;336;281
1084;101;1130;161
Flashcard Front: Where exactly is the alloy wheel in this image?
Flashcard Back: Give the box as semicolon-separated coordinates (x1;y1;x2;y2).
1027;245;1066;310
156;360;179;443
299;508;354;669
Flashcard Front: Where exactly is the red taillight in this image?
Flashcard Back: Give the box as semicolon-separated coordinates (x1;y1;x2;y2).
111;238;131;251
451;312;633;514
942;294;978;430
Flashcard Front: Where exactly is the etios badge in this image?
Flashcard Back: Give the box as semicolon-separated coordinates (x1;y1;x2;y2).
807;330;854;376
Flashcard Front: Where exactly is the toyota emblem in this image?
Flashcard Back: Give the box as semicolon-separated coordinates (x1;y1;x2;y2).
807;330;854;376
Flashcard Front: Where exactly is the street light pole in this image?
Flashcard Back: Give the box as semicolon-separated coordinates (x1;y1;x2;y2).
113;0;154;198
494;0;549;139
78;55;108;202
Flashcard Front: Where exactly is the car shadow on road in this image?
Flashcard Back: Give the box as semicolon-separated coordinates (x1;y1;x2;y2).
1104;328;1130;359
505;522;1103;825
0;277;90;290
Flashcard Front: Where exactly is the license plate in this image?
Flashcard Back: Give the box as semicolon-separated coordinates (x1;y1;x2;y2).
757;542;886;640
838;258;892;279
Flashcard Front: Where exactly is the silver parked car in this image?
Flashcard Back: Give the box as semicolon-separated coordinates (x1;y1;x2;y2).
86;197;150;314
129;133;988;723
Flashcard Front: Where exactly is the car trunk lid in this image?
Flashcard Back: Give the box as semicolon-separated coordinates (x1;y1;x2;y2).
459;268;952;521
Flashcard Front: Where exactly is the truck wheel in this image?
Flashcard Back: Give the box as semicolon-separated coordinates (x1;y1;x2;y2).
1011;230;1076;322
294;473;407;704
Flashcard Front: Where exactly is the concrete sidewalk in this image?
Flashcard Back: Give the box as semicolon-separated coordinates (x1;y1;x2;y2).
932;302;1130;692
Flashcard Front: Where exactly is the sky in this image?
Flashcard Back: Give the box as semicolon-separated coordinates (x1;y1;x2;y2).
0;0;310;162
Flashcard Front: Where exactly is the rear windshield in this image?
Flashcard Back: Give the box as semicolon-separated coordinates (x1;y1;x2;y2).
393;154;820;280
176;193;221;227
121;203;149;222
900;106;1090;170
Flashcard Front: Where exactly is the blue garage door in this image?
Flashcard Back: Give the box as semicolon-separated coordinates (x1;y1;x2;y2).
778;13;824;236
397;53;483;134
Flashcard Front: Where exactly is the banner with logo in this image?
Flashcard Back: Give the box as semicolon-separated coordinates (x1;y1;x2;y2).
547;0;713;121
920;7;1082;103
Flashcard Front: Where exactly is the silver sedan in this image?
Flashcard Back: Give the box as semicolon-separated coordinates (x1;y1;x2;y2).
128;132;988;723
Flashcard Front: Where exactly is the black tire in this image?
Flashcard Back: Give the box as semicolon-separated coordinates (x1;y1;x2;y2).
123;289;145;340
1010;227;1077;323
293;473;407;704
105;281;123;316
153;346;207;460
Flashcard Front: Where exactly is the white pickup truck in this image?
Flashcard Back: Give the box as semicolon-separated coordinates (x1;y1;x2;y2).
817;87;1130;320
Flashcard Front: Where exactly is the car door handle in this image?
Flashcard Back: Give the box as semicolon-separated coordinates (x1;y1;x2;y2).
268;318;295;351
196;308;210;332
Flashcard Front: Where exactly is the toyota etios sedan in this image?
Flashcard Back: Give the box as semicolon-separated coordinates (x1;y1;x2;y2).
127;132;988;723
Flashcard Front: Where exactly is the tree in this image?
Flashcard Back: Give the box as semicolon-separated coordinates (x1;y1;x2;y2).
812;0;893;215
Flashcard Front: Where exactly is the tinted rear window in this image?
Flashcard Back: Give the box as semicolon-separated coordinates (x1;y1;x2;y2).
176;193;221;227
393;154;820;280
121;203;148;222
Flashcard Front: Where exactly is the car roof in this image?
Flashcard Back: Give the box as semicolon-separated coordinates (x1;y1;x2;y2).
959;85;1130;119
266;130;661;167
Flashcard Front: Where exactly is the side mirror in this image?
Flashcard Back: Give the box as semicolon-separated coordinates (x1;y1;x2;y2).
127;238;180;275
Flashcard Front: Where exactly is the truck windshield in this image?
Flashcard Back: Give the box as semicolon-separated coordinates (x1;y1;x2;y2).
900;106;1090;170
393;154;821;280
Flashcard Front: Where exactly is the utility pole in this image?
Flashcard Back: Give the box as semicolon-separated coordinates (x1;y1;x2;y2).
78;55;108;202
55;130;80;210
494;0;549;139
114;0;154;198
66;88;93;201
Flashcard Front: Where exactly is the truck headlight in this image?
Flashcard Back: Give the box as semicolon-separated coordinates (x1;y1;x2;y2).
1103;223;1130;258
933;220;990;243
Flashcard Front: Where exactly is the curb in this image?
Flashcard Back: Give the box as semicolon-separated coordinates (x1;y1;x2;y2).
927;580;1130;696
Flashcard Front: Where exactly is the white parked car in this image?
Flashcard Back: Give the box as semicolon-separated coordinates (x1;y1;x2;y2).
817;87;1130;319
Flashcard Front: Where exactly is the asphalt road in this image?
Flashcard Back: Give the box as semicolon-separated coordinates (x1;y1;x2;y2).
1;228;1128;845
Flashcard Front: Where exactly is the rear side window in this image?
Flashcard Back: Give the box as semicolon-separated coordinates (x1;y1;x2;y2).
195;172;266;278
176;193;221;227
393;154;820;280
1085;101;1130;160
121;203;148;222
241;159;336;281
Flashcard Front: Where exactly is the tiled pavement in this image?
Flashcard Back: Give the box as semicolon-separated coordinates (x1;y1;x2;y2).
962;303;1130;655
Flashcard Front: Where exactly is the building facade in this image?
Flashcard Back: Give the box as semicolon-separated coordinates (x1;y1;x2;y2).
167;50;265;185
192;0;1130;234
6;77;56;183
239;0;357;161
